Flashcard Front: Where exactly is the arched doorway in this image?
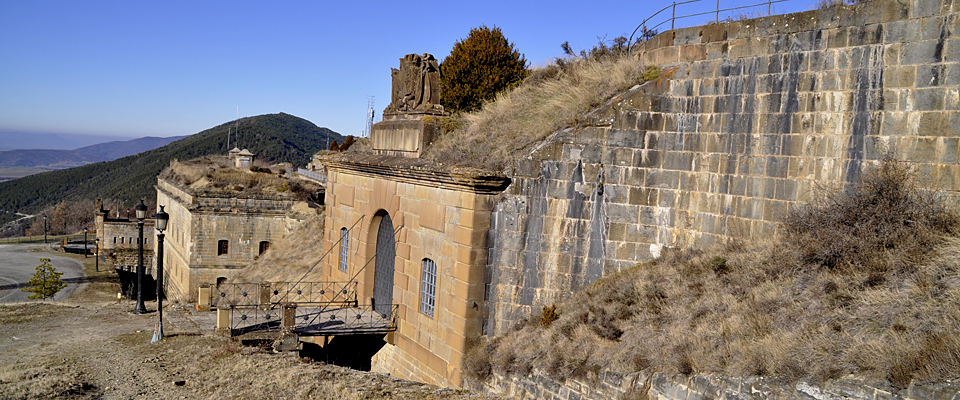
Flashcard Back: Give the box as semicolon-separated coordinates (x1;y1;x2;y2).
373;213;395;315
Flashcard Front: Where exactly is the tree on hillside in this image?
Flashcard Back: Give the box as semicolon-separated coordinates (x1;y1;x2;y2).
21;258;67;301
26;199;97;236
441;25;528;114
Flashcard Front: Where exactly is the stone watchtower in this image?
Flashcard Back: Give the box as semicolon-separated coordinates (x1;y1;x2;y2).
371;53;444;158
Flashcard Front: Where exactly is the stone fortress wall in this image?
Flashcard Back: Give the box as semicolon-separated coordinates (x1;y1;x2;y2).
483;0;960;335
156;178;304;303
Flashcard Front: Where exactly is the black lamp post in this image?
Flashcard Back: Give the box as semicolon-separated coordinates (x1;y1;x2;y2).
133;199;147;314
43;215;47;244
83;227;88;258
95;238;99;272
152;205;168;343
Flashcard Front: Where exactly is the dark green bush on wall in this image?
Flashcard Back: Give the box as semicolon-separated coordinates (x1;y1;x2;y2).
440;25;528;114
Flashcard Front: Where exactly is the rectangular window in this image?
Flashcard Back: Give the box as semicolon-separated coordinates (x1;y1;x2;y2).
218;240;229;256
259;241;270;255
420;259;437;318
339;228;349;272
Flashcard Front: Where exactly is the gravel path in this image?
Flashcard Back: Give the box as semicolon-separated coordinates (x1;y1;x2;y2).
0;249;498;399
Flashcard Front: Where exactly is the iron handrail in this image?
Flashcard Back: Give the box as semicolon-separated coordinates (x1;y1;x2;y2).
227;303;398;334
628;0;789;55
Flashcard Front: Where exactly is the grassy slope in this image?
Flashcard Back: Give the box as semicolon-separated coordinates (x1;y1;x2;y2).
0;113;341;214
424;55;653;171
466;160;960;387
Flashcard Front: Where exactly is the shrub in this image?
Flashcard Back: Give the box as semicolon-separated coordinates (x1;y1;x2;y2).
643;65;661;82
540;304;560;327
440;25;528;114
783;156;960;274
338;136;355;152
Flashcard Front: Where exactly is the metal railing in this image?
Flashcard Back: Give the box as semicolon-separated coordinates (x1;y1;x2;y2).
0;233;86;245
269;281;357;305
212;281;357;308
628;0;789;54
297;168;326;184
293;303;398;334
227;303;398;335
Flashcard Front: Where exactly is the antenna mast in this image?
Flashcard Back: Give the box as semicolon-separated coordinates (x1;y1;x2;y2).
364;96;375;138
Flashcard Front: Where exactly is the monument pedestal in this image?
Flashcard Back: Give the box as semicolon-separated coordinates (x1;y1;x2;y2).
371;112;442;158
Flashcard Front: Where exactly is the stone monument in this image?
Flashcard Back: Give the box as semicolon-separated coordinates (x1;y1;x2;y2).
371;53;445;158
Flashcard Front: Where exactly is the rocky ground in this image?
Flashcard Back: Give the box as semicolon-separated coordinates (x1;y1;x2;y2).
0;247;499;399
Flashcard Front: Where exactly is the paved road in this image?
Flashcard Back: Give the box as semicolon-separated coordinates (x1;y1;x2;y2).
0;244;84;303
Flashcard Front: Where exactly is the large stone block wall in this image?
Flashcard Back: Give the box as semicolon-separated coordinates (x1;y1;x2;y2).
482;368;960;400
322;156;501;389
484;0;960;334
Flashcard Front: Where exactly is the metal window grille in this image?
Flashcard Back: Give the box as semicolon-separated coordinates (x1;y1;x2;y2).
218;240;229;256
339;228;349;272
420;259;437;317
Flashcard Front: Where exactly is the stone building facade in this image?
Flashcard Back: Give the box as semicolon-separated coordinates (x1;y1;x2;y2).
94;203;155;272
320;154;507;388
155;177;308;303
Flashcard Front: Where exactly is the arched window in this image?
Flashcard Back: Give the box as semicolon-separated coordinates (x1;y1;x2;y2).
259;241;270;255
218;240;229;256
420;258;437;318
339;228;349;272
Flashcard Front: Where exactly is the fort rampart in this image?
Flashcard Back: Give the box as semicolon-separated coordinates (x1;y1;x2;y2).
483;0;960;335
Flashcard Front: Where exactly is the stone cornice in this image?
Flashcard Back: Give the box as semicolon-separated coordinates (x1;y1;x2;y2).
322;154;510;194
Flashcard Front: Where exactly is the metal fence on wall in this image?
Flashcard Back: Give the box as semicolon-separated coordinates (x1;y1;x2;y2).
629;0;790;52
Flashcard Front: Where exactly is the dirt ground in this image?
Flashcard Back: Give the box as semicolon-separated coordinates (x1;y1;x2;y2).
0;247;500;399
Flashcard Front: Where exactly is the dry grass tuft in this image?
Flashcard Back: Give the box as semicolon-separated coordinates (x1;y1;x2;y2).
160;157;322;201
230;210;325;284
467;158;960;386
424;55;649;171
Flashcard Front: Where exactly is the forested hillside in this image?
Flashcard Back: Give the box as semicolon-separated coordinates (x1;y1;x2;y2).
0;113;340;223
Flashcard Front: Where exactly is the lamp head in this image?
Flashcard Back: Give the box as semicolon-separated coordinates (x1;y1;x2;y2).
155;205;169;232
135;199;147;220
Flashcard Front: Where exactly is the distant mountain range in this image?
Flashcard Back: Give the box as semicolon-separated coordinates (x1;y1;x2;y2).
0;113;341;225
0;136;187;169
0;130;141;151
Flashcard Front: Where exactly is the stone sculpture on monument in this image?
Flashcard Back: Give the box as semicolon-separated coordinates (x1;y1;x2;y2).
372;53;445;158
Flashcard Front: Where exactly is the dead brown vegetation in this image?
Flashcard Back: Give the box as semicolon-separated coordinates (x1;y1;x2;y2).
424;55;651;171
231;210;326;284
160;157;321;201
466;158;960;387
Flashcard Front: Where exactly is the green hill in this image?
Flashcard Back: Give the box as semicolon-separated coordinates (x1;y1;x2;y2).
0;113;341;222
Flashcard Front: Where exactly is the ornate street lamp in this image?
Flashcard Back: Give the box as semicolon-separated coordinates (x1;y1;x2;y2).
95;238;100;272
83;227;88;258
133;199;147;314
152;205;168;343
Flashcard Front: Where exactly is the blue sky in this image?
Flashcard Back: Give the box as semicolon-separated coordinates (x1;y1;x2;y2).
1;0;816;140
